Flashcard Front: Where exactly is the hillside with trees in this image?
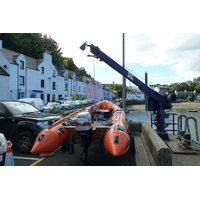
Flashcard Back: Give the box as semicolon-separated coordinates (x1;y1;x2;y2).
1;33;200;95
0;33;92;78
168;77;200;93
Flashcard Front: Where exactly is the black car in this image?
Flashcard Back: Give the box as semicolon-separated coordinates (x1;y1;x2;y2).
0;101;62;153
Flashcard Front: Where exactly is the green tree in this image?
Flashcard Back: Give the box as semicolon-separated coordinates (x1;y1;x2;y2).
108;84;129;98
0;33;63;64
76;67;92;78
62;57;78;71
42;34;63;64
194;84;200;93
187;94;195;102
0;33;44;58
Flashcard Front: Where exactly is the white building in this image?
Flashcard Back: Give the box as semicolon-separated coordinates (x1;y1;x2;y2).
126;87;145;101
0;40;78;103
0;39;111;103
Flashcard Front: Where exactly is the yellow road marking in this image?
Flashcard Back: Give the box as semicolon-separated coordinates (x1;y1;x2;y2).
29;158;45;166
29;146;61;166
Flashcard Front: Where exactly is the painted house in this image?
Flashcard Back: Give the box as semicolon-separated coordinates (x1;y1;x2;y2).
0;39;114;103
0;40;70;103
85;77;95;100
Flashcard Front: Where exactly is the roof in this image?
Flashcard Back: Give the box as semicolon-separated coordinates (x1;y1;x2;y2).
66;69;75;79
0;66;10;76
1;48;19;65
54;63;66;77
1;48;40;70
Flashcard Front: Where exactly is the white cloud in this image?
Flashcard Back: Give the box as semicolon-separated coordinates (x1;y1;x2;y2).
125;33;200;83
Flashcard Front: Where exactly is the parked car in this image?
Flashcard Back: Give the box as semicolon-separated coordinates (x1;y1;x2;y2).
82;100;88;106
18;98;44;111
0;101;62;153
87;99;94;105
44;102;60;112
74;100;83;107
64;101;76;109
59;101;72;110
56;97;72;104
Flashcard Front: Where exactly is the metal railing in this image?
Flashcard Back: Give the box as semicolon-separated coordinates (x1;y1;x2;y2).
151;113;200;142
178;115;199;142
151;113;179;134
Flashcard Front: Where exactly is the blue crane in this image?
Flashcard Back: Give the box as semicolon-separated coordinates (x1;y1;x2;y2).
80;42;176;140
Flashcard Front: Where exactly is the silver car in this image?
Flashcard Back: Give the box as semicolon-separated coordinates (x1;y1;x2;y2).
59;101;72;110
43;102;60;112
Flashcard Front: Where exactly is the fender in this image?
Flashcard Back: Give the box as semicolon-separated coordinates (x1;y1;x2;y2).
9;121;43;142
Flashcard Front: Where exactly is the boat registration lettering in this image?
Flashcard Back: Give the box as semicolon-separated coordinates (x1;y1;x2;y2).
127;72;134;80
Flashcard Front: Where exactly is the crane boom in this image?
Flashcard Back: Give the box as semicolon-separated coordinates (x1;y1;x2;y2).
80;42;176;140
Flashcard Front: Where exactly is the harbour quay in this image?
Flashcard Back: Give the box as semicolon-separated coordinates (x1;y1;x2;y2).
13;104;200;166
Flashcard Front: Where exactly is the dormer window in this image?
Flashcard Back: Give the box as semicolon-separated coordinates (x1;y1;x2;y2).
41;67;44;74
20;60;24;69
73;75;76;82
53;70;56;77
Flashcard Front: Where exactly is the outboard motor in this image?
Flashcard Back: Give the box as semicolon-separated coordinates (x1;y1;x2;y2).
75;112;93;165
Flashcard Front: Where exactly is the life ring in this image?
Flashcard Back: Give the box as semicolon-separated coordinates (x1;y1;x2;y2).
153;115;169;128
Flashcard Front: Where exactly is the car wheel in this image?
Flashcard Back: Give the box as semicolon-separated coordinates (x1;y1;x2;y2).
16;131;36;154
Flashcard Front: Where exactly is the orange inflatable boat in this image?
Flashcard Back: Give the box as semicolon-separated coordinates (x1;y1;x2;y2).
31;100;130;164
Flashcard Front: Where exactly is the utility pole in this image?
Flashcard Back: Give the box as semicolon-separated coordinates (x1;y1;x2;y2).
122;33;126;110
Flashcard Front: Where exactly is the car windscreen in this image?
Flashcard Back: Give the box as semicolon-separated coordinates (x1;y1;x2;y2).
4;102;39;115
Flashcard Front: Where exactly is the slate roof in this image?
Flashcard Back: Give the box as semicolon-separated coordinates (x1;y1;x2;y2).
1;48;40;70
55;63;66;77
0;66;10;76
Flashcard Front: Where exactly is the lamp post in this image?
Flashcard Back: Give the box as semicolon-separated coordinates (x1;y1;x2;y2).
87;55;96;102
122;33;126;110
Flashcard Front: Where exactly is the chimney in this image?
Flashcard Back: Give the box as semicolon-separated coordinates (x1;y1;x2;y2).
0;40;2;50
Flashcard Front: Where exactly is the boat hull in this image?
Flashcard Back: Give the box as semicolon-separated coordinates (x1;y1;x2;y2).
31;100;130;157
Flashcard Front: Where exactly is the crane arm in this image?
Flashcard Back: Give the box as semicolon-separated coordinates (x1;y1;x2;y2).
80;42;176;139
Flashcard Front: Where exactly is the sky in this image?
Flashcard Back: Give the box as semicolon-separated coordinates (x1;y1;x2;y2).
2;0;200;88
43;32;200;86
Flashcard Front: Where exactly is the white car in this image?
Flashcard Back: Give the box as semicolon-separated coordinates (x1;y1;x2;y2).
64;101;76;109
43;102;60;112
74;100;83;107
59;101;72;110
18;98;44;111
82;100;88;105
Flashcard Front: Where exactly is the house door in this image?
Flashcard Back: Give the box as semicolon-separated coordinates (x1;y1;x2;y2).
47;94;50;102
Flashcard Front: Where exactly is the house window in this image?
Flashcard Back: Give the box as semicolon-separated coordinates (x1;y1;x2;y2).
52;82;56;90
20;61;24;69
19;76;24;85
73;85;75;91
41;80;45;88
53;70;56;77
65;83;68;91
41;67;44;74
79;86;81;92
